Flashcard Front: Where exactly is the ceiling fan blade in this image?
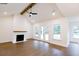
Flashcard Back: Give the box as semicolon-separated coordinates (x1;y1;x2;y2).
29;12;37;15
31;13;37;15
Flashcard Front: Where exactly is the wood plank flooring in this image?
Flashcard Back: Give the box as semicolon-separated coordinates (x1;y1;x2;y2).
0;39;79;56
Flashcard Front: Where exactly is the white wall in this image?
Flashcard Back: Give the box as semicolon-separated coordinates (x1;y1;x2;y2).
13;14;33;39
33;17;69;47
68;16;79;43
0;15;33;43
0;16;13;43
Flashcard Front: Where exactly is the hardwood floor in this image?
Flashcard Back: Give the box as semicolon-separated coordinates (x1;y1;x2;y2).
0;39;79;56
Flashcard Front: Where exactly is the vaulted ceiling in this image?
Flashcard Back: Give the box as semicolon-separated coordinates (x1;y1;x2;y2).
23;3;79;23
56;3;79;17
0;3;79;23
0;3;29;16
24;3;63;23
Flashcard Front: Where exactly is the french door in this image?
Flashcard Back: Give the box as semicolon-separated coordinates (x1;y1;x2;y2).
40;26;49;41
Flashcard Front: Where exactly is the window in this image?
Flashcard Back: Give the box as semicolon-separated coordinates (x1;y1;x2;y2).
53;24;61;40
73;26;79;38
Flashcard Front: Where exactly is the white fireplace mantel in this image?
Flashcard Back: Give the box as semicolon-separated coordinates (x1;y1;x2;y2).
13;31;27;43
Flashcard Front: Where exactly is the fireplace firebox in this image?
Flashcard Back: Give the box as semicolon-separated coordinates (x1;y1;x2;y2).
13;31;27;43
16;35;24;41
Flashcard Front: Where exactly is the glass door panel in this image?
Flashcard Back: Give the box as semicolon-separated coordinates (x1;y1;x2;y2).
72;26;79;38
40;26;49;41
43;26;49;41
53;24;61;40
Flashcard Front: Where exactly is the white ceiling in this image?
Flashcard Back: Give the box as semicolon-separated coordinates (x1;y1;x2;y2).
24;3;63;23
25;3;79;23
0;3;79;23
56;3;79;17
0;3;29;16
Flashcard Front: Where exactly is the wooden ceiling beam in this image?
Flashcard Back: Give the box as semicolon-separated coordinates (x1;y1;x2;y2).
20;3;36;15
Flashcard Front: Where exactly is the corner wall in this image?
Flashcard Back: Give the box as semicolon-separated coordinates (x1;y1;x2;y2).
0;15;33;43
68;16;79;43
13;15;33;39
33;17;69;47
0;16;13;43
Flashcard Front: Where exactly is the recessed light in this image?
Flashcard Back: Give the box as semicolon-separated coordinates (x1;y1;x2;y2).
3;12;7;15
52;12;55;16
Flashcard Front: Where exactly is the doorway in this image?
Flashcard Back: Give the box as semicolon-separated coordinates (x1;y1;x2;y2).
40;26;49;41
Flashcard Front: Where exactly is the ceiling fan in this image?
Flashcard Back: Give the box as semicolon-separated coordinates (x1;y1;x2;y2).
20;3;38;17
29;11;38;17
